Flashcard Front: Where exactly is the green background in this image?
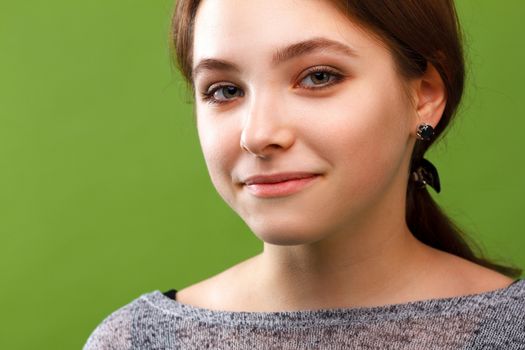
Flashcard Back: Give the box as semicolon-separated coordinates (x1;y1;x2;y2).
0;1;523;348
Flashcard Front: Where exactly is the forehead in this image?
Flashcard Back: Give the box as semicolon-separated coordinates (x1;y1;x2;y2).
192;0;382;71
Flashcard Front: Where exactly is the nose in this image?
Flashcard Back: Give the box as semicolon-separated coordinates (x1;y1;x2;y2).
239;91;295;159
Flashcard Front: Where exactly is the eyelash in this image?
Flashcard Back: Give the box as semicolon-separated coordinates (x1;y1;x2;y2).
199;66;344;105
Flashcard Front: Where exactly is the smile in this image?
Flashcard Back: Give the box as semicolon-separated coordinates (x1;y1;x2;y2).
243;175;320;198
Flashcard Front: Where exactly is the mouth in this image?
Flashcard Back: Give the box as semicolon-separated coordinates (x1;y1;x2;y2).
242;172;321;185
243;174;321;198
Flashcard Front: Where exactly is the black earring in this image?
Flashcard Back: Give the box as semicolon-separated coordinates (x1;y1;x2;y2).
416;123;435;141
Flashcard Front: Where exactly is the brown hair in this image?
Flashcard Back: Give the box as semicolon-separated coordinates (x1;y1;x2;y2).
169;0;522;278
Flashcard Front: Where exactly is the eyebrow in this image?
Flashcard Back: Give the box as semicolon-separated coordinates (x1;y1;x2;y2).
192;37;358;79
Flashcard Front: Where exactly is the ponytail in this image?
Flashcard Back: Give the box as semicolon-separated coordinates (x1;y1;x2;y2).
407;143;522;278
346;0;523;279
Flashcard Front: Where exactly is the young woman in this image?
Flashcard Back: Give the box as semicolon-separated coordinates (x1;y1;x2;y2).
84;0;524;348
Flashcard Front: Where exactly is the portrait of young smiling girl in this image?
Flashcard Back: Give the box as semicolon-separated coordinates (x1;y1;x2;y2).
84;0;524;348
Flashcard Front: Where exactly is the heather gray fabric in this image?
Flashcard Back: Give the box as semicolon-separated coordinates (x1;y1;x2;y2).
83;279;525;349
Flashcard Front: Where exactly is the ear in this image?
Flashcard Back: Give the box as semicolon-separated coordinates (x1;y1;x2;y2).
411;63;447;135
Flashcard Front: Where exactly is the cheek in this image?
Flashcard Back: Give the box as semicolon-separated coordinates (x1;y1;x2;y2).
303;79;411;191
197;114;239;203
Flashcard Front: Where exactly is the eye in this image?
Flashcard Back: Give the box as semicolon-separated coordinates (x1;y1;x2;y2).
200;85;244;105
298;66;344;90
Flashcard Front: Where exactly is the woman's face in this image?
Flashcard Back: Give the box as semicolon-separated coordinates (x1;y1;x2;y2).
192;0;418;245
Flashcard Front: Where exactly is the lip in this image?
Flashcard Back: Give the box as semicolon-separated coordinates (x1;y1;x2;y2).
242;172;320;185
242;173;321;198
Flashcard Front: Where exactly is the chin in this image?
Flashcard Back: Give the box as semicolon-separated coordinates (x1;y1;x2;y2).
256;234;315;246
248;221;326;246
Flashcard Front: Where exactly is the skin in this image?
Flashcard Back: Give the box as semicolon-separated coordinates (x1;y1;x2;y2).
177;0;514;312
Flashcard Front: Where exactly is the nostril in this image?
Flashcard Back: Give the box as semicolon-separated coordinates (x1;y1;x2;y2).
240;124;295;158
242;147;270;160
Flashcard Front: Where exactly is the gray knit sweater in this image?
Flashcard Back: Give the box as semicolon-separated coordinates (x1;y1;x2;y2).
83;279;525;349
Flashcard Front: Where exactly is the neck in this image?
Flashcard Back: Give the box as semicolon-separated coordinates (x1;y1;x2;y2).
248;179;439;311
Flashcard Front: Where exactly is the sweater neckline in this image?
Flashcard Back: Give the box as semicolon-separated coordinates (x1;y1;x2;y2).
142;279;524;326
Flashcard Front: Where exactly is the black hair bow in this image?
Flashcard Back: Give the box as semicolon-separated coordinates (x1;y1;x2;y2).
411;158;441;193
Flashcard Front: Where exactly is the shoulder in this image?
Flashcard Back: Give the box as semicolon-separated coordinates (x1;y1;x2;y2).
466;279;525;348
175;256;262;311
422;248;518;297
82;291;159;350
426;253;525;350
